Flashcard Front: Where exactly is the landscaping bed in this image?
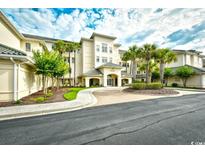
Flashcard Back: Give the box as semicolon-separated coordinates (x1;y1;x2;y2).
123;88;179;95
0;87;72;107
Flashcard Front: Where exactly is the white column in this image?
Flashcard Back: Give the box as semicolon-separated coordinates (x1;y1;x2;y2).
118;76;122;87
128;78;132;84
103;74;107;87
85;77;90;87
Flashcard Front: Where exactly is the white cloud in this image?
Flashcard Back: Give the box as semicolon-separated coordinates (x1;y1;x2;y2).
2;8;205;54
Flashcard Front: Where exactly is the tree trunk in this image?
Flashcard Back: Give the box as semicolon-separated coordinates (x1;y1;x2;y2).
146;60;150;83
51;77;54;90
132;59;137;80
69;51;71;86
126;61;128;73
160;63;165;84
182;78;187;87
42;75;45;93
74;51;76;87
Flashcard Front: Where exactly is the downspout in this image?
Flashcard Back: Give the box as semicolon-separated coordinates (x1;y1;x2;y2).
10;58;29;101
10;57;17;102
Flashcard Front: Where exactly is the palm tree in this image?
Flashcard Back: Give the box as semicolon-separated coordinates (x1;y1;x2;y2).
154;48;176;84
121;51;130;73
71;43;81;86
122;45;139;80
138;44;157;83
139;60;158;82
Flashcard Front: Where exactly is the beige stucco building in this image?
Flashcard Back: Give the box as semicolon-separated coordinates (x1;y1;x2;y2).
165;49;205;88
0;11;132;102
1;10;205;102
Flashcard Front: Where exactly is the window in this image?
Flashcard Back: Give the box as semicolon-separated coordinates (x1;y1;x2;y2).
122;62;127;67
109;57;112;63
72;57;75;63
102;43;108;53
96;56;100;62
67;57;70;63
127;63;129;67
102;57;108;63
119;62;122;65
137;71;140;74
96;45;100;52
109;47;112;53
25;43;31;51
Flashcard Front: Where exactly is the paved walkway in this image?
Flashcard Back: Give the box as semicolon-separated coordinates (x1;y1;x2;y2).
0;87;204;121
93;87;205;106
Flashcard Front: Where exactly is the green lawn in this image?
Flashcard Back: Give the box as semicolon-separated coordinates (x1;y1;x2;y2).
64;87;87;101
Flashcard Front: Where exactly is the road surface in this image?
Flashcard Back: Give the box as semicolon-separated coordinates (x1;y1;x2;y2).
0;94;205;145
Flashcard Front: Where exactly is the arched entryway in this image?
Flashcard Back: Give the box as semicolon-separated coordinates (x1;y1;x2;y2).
107;74;118;86
122;78;129;86
89;78;100;87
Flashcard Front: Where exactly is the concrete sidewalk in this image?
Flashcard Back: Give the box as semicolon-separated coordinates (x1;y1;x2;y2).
0;87;204;121
0;88;98;121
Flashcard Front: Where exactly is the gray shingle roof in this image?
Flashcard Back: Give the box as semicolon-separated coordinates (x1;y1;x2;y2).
82;69;103;77
0;43;26;56
171;64;205;74
121;71;133;78
97;62;122;69
22;33;76;43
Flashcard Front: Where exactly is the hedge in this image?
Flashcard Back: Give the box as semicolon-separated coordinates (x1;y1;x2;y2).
131;82;163;90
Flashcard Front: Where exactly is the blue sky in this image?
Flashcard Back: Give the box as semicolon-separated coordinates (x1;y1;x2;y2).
1;8;205;52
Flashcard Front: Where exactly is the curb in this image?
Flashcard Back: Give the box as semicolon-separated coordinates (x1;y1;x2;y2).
0;88;98;121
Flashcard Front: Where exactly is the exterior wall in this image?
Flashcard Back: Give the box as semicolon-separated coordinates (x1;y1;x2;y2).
20;40;44;57
84;76;102;87
17;64;43;99
167;54;185;68
82;40;94;73
0;19;21;49
93;36;120;68
0;60;14;102
99;67;122;87
168;74;204;88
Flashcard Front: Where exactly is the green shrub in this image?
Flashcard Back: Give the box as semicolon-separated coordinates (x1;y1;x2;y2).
15;99;22;104
46;92;53;97
172;83;178;87
33;96;46;103
131;82;162;90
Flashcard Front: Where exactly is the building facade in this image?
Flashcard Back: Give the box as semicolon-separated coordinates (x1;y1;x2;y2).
0;11;132;102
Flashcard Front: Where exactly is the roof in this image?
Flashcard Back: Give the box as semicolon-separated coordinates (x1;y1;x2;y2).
0;43;27;57
90;32;117;40
97;62;122;69
22;33;76;43
173;49;203;55
170;64;205;74
121;71;133;78
82;69;103;77
0;11;24;39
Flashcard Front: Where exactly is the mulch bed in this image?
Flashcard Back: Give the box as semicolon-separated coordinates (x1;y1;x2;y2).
123;88;179;95
0;87;70;107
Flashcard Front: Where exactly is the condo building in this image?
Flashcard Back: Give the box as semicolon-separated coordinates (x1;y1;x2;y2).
0;11;205;102
0;11;132;102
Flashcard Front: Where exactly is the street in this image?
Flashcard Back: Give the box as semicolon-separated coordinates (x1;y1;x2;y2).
0;93;205;145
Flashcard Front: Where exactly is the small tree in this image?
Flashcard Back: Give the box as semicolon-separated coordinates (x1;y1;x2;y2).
151;70;160;82
164;68;174;86
175;66;194;87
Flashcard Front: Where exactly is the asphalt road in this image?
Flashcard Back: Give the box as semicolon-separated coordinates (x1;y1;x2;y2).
1;94;205;145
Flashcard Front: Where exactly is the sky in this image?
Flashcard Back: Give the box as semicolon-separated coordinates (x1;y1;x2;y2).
1;8;205;52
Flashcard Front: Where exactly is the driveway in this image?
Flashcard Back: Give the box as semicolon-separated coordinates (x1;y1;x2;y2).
0;93;205;145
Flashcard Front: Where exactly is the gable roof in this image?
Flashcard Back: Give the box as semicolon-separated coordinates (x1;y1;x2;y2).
90;32;117;40
97;62;122;69
0;43;27;57
82;69;103;77
171;64;205;74
22;33;76;43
